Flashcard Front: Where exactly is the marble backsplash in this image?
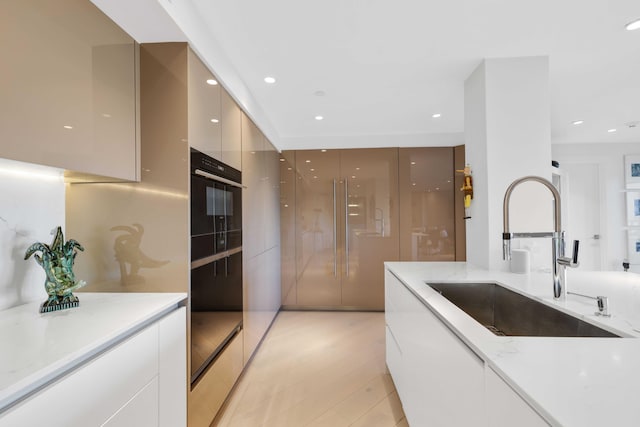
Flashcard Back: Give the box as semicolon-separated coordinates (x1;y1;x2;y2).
0;158;65;310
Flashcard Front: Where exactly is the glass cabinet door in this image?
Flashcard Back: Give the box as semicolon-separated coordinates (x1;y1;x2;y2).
340;148;399;309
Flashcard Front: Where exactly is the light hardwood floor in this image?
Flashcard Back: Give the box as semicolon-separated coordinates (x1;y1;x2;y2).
213;311;408;427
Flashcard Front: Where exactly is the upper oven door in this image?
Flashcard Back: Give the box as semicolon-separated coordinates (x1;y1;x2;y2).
191;173;223;260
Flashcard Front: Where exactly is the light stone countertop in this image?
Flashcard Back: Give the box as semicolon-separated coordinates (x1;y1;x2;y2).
385;262;640;427
0;292;187;414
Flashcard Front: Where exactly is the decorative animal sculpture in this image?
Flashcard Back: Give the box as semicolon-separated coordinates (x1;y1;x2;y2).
24;226;86;313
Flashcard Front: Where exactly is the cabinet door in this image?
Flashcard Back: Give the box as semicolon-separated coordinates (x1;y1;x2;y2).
341;148;399;309
280;151;297;306
399;147;457;261
486;368;549;427
0;322;158;427
294;150;342;306
188;51;222;159
264;138;280;251
220;88;242;170
241;114;266;258
0;0;137;180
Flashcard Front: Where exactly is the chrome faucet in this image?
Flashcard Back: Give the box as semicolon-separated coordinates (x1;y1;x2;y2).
502;176;579;300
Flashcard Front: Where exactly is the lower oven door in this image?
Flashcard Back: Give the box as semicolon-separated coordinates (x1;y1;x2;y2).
190;250;243;384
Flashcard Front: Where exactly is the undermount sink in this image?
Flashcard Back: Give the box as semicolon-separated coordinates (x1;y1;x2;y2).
427;282;620;338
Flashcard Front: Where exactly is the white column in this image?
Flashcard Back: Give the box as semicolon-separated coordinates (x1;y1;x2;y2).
465;57;552;271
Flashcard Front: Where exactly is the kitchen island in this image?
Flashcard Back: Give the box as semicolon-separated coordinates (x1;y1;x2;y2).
0;292;187;427
385;262;640;427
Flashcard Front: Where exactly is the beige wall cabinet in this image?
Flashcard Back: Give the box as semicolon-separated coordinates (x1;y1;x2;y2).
0;0;138;181
220;89;242;170
187;52;242;171
241;113;281;362
282;148;400;310
398;147;466;262
187;52;222;161
282;147;466;309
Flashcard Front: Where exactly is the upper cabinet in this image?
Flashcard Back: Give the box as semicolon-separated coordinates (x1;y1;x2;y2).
188;52;242;171
220;89;242;170
0;0;139;181
187;52;222;161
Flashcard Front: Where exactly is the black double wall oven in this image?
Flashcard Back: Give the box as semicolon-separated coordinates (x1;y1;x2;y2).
190;148;243;385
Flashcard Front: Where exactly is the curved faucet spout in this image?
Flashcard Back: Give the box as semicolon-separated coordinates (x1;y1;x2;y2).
501;175;578;300
503;176;562;234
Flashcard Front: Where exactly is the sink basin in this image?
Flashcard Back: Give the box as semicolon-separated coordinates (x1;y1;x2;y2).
427;282;619;338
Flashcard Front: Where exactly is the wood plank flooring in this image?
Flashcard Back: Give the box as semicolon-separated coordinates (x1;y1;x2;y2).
213;311;407;427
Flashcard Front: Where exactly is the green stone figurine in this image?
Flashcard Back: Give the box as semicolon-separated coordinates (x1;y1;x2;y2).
24;226;86;313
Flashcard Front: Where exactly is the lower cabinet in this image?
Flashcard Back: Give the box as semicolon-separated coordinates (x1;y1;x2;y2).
0;307;186;427
486;368;550;427
385;270;549;427
188;331;244;427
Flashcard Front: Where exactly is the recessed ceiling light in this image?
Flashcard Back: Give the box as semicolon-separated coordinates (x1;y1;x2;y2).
210;118;219;123
279;158;285;162
608;128;617;133
264;76;276;84
572;120;584;125
625;18;640;31
412;183;416;186
321;149;327;152
63;125;73;129
351;175;356;179
206;79;218;85
306;160;311;163
432;113;442;118
411;161;416;165
310;168;315;171
315;115;324;121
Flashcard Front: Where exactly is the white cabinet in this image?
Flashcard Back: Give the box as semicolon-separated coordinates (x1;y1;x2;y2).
0;307;186;427
486;368;549;427
0;0;138;181
385;270;485;427
385;269;551;426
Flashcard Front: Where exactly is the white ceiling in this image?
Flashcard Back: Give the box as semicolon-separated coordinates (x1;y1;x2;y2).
94;0;640;151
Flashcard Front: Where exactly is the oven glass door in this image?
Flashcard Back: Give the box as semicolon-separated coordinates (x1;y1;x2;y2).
190;251;243;383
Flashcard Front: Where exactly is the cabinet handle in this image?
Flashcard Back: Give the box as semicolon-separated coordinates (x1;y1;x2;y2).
345;178;349;277
333;179;337;277
225;257;229;277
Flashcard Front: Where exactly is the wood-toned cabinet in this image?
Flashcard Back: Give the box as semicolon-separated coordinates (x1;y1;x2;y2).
188;52;222;162
220;89;242;170
0;0;138;181
241;112;281;363
281;148;400;310
188;53;242;170
398;146;466;261
281;147;465;309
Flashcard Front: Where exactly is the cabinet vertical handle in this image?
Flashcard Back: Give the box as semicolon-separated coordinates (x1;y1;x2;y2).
333;179;337;277
225;257;229;277
344;178;349;277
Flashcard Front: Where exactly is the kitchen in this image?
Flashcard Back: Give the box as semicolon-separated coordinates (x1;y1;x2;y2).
1;1;639;426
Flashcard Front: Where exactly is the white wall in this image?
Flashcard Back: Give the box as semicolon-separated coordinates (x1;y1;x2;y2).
465;57;552;271
552;142;640;273
0;158;65;310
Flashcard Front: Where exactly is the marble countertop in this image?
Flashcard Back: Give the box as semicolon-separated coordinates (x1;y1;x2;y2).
385;262;640;427
0;292;187;414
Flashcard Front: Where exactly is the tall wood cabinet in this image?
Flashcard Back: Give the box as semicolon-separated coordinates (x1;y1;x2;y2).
281;147;465;310
0;0;138;181
241;113;281;364
281;148;400;310
188;53;241;170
